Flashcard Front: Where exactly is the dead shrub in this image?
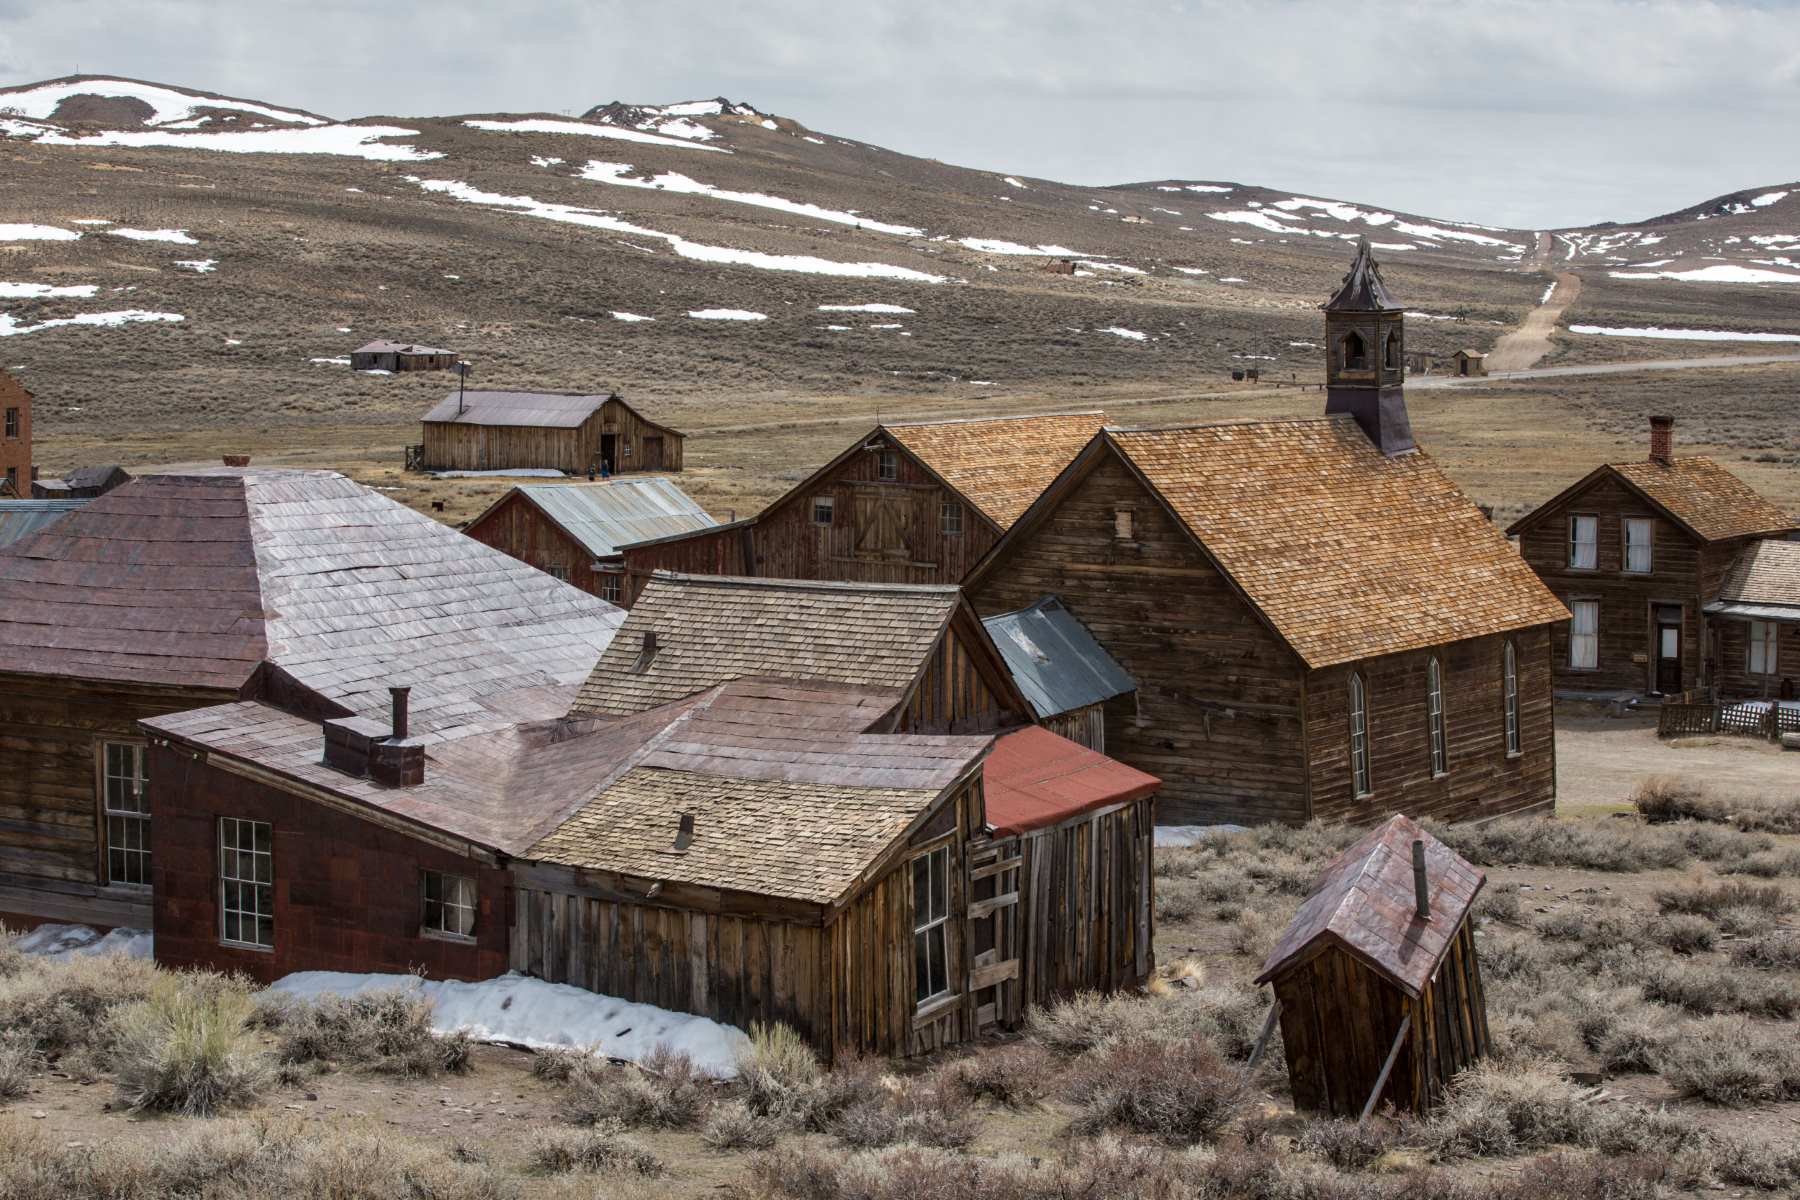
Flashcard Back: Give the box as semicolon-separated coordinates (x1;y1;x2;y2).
1711;1137;1800;1192
562;1047;710;1130
1634;776;1800;835
0;950;159;1060
0;1030;38;1100
1428;817;1687;873
530;1045;585;1081
1654;879;1795;920
106;972;270;1116
701;1099;783;1150
271;986;471;1077
1155;877;1204;923
1634;956;1799;1018
1475;881;1524;925
828;1075;976;1150
1721;847;1800;878
1730;930;1800;970
1067;1037;1253;1144
1424;1059;1704;1160
1296;1117;1402;1168
1595;1008;1674;1075
1647;913;1715;955
529;1124;663;1176
941;1041;1052;1108
736;1021;822;1122
1502;1152;1667;1200
1027;979;1267;1060
1653;1015;1800;1105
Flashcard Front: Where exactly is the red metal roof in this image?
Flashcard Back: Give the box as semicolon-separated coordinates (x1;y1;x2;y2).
981;725;1159;836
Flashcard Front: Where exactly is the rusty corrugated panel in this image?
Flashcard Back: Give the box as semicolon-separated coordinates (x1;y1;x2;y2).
982;725;1158;836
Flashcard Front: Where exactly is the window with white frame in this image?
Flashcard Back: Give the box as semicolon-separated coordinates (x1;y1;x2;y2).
1349;673;1372;797
422;870;477;938
1568;515;1598;569
3;407;17;438
812;495;834;525
878;451;899;481
101;742;150;887
545;564;570;582
595;570;622;604
1426;657;1447;776
1749;620;1779;676
1623;518;1653;574
1569;600;1599;669
912;844;951;1005
941;501;962;536
219;818;273;949
1503;641;1521;756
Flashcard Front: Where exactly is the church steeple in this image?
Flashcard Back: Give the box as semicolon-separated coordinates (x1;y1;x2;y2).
1323;239;1414;456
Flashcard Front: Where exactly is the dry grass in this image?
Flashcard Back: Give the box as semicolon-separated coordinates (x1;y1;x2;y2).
264;985;472;1077
560;1047;712;1130
106;972;269;1116
1634;775;1800;834
528;1123;664;1176
1066;1038;1254;1144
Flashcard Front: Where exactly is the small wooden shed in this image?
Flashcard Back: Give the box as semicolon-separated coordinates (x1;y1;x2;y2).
1452;349;1487;377
350;340;457;373
1254;814;1490;1118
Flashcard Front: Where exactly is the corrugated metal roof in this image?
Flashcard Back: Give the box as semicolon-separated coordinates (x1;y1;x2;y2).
983;725;1159;836
982;595;1136;720
422;390;611;429
0;499;85;548
517;478;717;560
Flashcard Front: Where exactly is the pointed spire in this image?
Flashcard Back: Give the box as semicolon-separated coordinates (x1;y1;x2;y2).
1324;237;1401;313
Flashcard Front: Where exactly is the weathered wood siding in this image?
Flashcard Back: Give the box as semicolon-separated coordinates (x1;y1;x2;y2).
146;746;511;984
422;398;682;475
1516;475;1704;692
460;491;621;602
968;452;1310;826
892;618;1020;734
1712;616;1800;699
1042;704;1106;751
618;524;754;606
1304;628;1556;824
597;397;684;474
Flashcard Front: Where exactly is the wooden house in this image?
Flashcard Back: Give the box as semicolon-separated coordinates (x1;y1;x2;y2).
0;468;622;931
1256;814;1489;1117
966;242;1569;827
981;595;1137;751
1702;538;1800;701
619;412;1104;587
0;369;29;499
1507;416;1797;696
350;340;457;373
32;465;130;499
1451;349;1487;377
462;478;720;606
419;391;684;475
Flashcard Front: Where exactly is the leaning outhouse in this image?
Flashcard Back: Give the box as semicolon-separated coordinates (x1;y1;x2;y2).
1254;814;1490;1118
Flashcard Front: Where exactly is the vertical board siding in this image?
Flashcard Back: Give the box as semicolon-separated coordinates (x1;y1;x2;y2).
422;398;682;475
461;491;616;601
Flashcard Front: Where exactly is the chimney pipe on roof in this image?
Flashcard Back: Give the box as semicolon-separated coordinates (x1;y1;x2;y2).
389;686;410;742
1412;839;1431;921
1649;415;1674;466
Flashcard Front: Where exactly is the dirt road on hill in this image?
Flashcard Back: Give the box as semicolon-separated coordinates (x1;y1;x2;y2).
1484;270;1581;372
1412;350;1800;388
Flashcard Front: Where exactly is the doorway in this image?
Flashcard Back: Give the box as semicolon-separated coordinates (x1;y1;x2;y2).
1654;606;1683;695
600;433;617;474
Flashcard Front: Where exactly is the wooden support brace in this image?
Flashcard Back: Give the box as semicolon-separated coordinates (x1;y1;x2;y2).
1247;997;1282;1068
1360;1013;1412;1123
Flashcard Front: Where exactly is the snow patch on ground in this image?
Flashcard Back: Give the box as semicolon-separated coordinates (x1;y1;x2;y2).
1100;326;1147;341
819;303;914;313
110;227;197;244
310;356;351;365
13;922;152;959
611;311;654;322
464;118;729;154
1751;191;1789;208
689;308;767;321
0;309;182;337
1568;323;1800;343
174;259;217;273
1540;281;1557;305
1610;264;1800;284
958;238;1088;256
0;78;325;128
576;161;923;236
5;122;441;161
1003;176;1026;189
0;281;99;298
1174;267;1210;276
0;223;80;242
1079;261;1146;275
270;970;751;1077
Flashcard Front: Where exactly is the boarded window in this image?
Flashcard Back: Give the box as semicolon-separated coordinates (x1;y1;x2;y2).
1503;641;1521;756
912;844;951;1005
878;450;899;481
1568;515;1598;569
1623;518;1653;574
1426;657;1447;776
101;742;150;888
1349;674;1372;797
1749;620;1778;676
219;818;273;950
941;501;962;536
422;870;477;938
812;495;834;525
1569;600;1599;669
1113;508;1134;540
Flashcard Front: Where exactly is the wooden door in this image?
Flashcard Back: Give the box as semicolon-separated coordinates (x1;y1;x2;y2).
642;436;664;471
1655;607;1683;695
853;486;912;560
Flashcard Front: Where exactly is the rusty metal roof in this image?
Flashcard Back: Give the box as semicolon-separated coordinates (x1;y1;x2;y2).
1254;814;1485;997
0;499;84;548
982;595;1136;719
982;725;1159;836
505;478;717;560
422;390;611;429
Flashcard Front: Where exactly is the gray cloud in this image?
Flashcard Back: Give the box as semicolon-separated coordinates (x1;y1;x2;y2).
1;0;1795;226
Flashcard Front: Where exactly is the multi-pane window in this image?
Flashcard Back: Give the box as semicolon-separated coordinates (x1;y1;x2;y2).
422;870;477;938
941;502;963;536
1623;518;1653;574
912;845;951;1005
812;495;834;525
1349;674;1372;797
3;407;17;438
1569;600;1599;669
878;451;899;482
1503;642;1521;756
595;571;622;604
545;564;570;582
1749;620;1779;676
219;818;273;949
1568;515;1598;569
101;742;150;887
1426;658;1447;777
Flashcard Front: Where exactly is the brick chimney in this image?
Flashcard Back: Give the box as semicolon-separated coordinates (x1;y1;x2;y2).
1649;415;1674;465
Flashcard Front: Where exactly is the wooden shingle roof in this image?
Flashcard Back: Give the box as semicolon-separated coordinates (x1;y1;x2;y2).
1710;538;1800;615
1105;420;1568;669
1255;814;1485;998
886;411;1106;529
1607;457;1796;544
570;572;961;717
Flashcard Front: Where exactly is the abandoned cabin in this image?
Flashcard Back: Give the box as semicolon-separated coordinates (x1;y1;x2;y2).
349;340;457;373
1507;416;1798;698
462;477;720;606
418;390;685;475
1256;813;1489;1118
0;368;29;498
1705;539;1800;700
32;464;131;499
982;595;1137;752
965;241;1569;827
0;467;623;932
618;411;1103;586
1450;349;1487;377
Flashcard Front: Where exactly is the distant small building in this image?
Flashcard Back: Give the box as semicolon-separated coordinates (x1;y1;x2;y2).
1043;259;1078;275
350;341;457;373
982;595;1136;751
32;465;130;499
1451;349;1487;377
419;391;684;475
1403;351;1435;376
462;477;719;606
0;369;30;498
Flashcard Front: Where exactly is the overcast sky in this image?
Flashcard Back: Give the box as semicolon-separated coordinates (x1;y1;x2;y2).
3;0;1796;228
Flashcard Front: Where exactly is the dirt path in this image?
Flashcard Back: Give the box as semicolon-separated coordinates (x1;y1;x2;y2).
1484;270;1581;372
1411;350;1800;389
1554;708;1794;812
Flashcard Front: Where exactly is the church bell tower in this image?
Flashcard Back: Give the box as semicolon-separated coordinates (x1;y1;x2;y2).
1324;239;1415;456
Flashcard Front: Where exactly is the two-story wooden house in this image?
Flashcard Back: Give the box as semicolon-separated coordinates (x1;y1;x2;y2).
1507;417;1796;696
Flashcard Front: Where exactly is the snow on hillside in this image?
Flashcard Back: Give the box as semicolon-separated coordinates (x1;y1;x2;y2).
465;117;729;154
0;223;80;241
2;122;441;161
576;161;923;235
1609;264;1800;284
1569;323;1800;342
0;281;98;298
0;309;184;337
0;77;324;127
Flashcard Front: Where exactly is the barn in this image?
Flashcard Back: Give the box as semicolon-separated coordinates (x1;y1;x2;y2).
350;340;457;373
419;391;684;475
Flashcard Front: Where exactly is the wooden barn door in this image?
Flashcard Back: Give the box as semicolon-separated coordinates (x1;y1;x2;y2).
964;840;1022;1031
642;436;664;471
852;484;914;561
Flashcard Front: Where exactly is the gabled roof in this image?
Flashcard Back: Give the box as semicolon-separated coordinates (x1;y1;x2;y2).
569;572;966;718
1507;456;1796;545
422;390;611;429
982;595;1136;719
1255;814;1485;998
982;725;1159;837
1323;239;1400;313
356;339;452;356
0;499;84;548
474;478;717;560
64;465;129;491
1056;420;1569;669
0;469;623;737
884;411;1107;529
1707;538;1800;619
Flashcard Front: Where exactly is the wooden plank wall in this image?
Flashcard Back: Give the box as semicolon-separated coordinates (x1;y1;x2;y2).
895;620;1016;734
619;525;753;605
599;398;684;474
1712;616;1800;699
1041;704;1105;751
1304;628;1556;825
0;369;30;497
1014;797;1154;1010
422;416;598;474
460;492;612;600
1404;920;1489;1115
968;451;1310;826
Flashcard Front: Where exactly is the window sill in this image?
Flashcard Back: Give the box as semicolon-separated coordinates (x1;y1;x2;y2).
422;929;477;945
914;992;962;1024
219;939;274;954
1505;750;1523;761
1430;771;1449;782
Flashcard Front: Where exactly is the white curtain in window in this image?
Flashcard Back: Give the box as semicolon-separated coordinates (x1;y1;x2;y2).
1569;516;1598;569
1570;601;1599;669
1624;519;1653;573
1749;621;1778;676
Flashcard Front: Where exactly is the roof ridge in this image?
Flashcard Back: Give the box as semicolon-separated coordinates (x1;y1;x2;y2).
650;570;962;596
1107;415;1351;435
885;409;1105;429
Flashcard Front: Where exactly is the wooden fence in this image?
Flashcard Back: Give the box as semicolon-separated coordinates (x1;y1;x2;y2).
1659;700;1800;741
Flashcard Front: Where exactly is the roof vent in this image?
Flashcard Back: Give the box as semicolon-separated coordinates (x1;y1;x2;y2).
674;811;695;851
1411;838;1431;920
322;685;423;787
631;629;659;674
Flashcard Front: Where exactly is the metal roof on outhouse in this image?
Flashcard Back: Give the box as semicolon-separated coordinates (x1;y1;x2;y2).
509;478;718;560
981;595;1136;720
0;499;85;548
